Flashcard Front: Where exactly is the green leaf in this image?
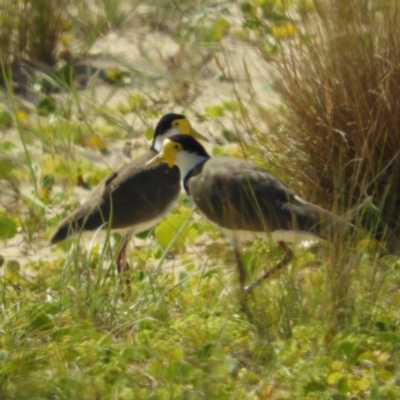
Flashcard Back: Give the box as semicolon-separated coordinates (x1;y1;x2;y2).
202;18;231;43
204;105;224;117
337;376;350;394
198;343;213;360
128;93;147;111
41;174;55;190
239;369;259;385
375;331;399;343
165;360;195;382
155;211;193;250
144;127;154;141
0;141;15;151
6;259;20;274
212;146;230;157
0;216;17;240
0;109;12;129
54;61;76;86
240;2;255;15
303;379;326;393
241;250;263;276
105;68;129;85
222;129;237;142
37;96;57;116
0;349;10;364
336;340;359;361
29;310;54;331
0;158;15;179
135;229;153;239
29;303;59;331
222;100;240;112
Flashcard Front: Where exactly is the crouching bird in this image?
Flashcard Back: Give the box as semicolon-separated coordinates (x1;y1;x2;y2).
145;134;351;300
50;114;207;274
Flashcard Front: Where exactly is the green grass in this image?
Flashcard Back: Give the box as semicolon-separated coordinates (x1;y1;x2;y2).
1;235;400;398
1;0;400;398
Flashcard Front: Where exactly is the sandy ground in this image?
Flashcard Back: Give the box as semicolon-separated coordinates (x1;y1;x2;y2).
0;8;280;274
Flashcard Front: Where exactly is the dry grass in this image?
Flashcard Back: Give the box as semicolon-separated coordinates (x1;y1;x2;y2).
237;0;400;248
0;0;70;66
271;0;400;248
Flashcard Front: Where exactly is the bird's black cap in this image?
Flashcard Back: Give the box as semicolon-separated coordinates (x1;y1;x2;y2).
154;113;186;138
168;134;210;158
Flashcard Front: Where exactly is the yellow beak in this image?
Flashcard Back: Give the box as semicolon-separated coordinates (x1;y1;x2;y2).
145;139;177;169
190;127;208;142
178;118;208;142
145;153;167;169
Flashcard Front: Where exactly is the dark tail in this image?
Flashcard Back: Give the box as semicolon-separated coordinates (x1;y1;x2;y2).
290;197;354;241
50;204;107;244
50;215;82;244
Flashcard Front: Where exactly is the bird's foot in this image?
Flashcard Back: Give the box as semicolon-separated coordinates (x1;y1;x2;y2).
244;241;293;295
244;281;259;295
244;265;277;295
244;263;284;295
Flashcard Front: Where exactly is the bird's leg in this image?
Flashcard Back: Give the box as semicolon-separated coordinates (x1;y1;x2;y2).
245;241;293;294
116;237;129;273
232;239;253;320
234;246;246;292
117;233;132;288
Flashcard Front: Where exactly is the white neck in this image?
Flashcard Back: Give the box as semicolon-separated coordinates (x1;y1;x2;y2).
175;151;208;182
153;128;182;152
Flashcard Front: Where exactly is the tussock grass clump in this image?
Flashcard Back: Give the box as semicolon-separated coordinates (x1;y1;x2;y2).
0;0;69;66
237;0;400;335
273;1;400;247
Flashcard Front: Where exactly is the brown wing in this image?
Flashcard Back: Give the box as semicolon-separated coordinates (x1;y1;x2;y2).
186;157;342;240
50;150;180;243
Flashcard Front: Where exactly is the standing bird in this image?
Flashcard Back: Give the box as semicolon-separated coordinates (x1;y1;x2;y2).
50;114;207;273
146;135;350;296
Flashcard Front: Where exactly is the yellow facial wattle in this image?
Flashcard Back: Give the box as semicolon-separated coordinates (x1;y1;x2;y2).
162;139;182;167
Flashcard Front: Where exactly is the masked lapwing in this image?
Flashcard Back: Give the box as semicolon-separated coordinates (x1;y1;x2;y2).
146;134;350;296
50;114;207;274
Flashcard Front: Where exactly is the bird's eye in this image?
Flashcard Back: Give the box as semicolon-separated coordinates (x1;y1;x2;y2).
175;145;179;149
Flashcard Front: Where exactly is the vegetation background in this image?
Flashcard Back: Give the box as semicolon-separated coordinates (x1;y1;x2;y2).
0;0;400;398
